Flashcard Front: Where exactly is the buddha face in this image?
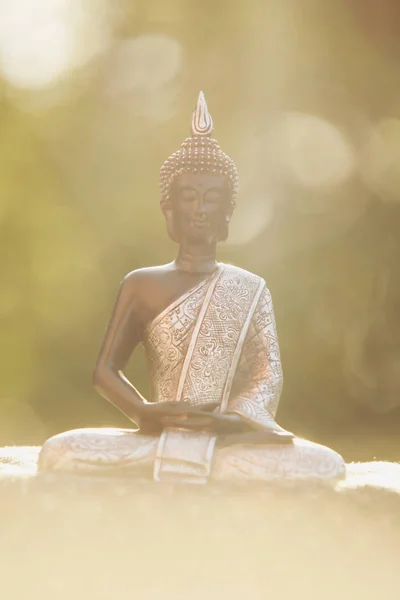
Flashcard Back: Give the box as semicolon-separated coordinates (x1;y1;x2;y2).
169;172;232;244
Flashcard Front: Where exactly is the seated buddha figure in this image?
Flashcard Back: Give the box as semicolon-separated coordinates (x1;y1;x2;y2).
38;93;345;484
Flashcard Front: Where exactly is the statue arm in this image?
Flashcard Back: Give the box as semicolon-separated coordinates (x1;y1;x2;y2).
93;272;212;428
226;285;288;433
93;273;147;424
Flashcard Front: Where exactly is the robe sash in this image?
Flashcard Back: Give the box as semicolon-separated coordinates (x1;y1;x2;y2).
154;264;265;483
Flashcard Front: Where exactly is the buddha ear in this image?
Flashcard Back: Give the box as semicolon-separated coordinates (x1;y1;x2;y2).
218;198;234;242
162;202;180;243
218;214;230;242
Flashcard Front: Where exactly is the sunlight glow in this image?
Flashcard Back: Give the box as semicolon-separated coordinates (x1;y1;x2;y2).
360;117;400;202
0;0;110;89
228;196;273;246
106;34;183;95
280;112;356;188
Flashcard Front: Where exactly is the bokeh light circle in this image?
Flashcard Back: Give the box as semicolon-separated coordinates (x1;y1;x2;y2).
360;117;400;202
279;112;356;188
107;34;183;94
0;0;111;90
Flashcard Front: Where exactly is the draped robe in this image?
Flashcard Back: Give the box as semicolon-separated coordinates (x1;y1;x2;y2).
38;265;345;483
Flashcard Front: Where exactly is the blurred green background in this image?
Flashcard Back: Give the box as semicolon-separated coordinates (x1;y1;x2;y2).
1;0;399;461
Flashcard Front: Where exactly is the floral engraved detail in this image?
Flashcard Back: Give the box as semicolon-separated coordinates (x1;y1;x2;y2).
213;276;250;322
193;340;223;374
190;340;230;391
228;285;284;424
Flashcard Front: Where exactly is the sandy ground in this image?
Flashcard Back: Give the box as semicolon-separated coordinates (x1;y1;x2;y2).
0;447;399;600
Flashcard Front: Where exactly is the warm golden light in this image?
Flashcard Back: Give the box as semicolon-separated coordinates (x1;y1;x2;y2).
0;0;111;89
360;117;400;202
279;112;356;188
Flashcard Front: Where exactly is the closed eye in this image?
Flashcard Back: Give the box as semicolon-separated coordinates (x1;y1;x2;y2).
204;188;223;203
178;187;198;202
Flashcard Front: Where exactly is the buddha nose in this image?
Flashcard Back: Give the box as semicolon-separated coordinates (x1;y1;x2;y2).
197;197;207;216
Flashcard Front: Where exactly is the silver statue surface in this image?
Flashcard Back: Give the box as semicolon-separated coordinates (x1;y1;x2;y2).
39;93;345;484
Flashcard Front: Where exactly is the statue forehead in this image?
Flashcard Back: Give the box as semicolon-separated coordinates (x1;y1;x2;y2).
172;172;230;190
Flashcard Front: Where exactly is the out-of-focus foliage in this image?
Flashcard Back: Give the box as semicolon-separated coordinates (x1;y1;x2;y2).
1;0;400;458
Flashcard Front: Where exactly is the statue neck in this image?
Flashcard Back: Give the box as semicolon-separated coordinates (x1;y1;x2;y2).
175;242;218;274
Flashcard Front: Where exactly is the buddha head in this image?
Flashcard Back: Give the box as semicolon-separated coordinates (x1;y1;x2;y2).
160;92;238;244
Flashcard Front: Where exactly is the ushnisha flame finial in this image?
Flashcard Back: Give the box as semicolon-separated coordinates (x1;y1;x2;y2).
191;91;213;137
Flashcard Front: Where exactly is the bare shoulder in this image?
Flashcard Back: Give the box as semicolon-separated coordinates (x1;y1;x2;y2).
122;263;175;294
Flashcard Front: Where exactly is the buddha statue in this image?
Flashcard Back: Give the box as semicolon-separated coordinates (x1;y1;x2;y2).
38;92;345;484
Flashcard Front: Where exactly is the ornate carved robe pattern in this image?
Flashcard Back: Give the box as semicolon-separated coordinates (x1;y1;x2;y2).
144;264;282;422
38;264;345;482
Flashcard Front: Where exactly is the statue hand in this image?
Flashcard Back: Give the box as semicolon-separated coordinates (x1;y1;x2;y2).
205;413;247;434
141;401;217;418
160;412;247;433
